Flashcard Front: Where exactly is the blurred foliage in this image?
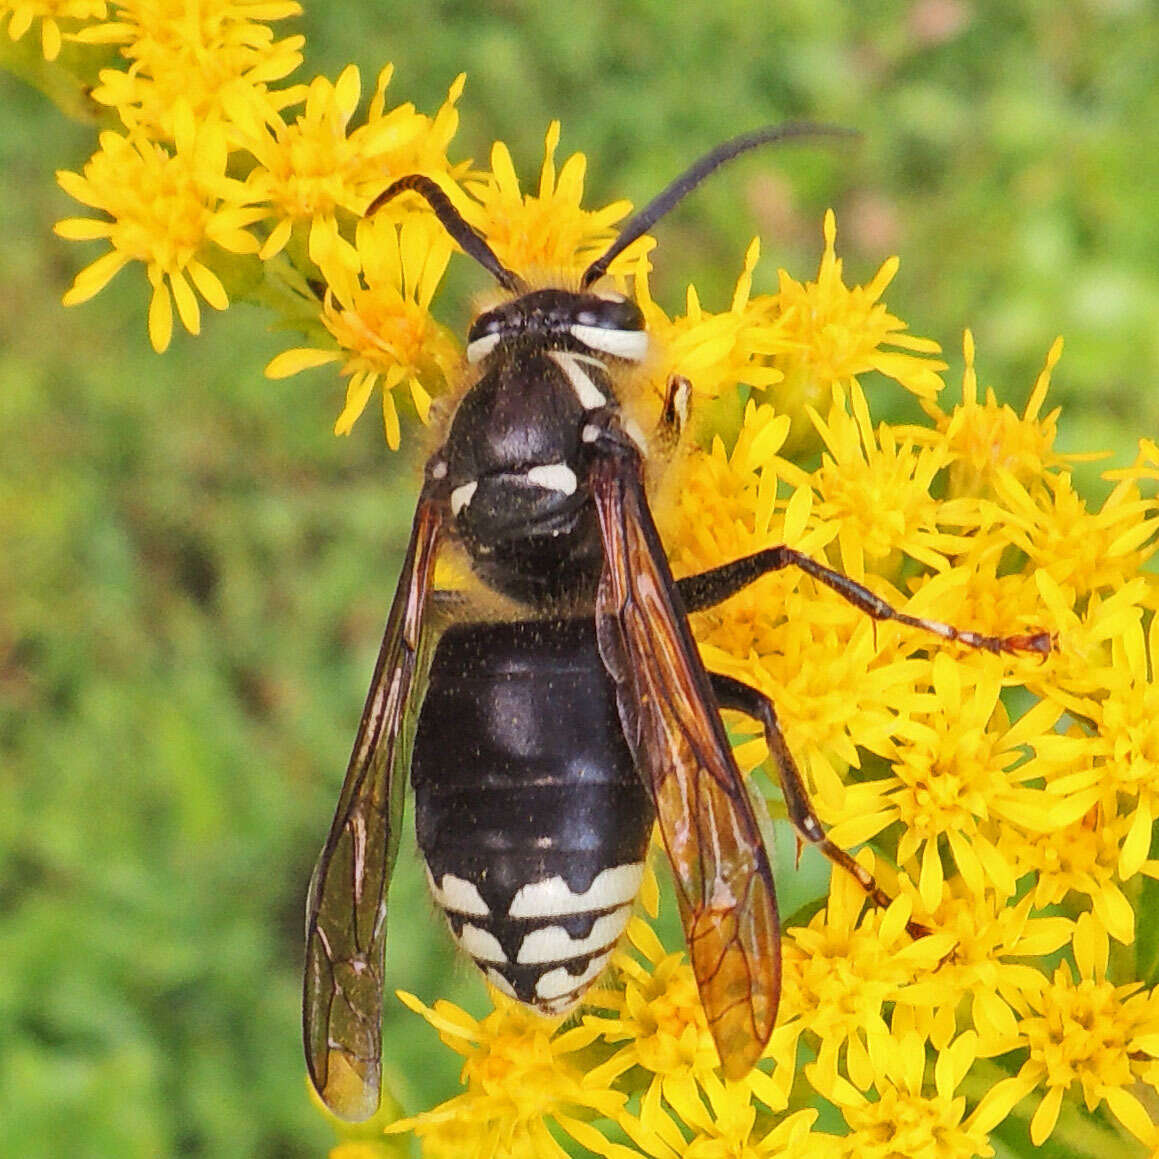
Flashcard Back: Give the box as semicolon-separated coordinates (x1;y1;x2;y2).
1;1;1155;1156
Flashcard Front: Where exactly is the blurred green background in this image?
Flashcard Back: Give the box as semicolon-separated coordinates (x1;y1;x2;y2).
2;2;1156;1157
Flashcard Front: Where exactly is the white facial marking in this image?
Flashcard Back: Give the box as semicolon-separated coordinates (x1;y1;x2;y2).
508;863;645;918
431;459;448;480
548;349;607;409
534;951;612;1001
570;324;649;361
426;867;489;916
450;480;478;516
525;463;578;496
455;923;507;963
581;424;600;444
516;906;632;964
484;968;517;999
466;332;501;364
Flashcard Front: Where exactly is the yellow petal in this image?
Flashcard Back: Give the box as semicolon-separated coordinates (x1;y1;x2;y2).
188;261;229;311
148;280;174;352
54;217;115;241
62;250;129;305
170;269;201;335
265;347;341;378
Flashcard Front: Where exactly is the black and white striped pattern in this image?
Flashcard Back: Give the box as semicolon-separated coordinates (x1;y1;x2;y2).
428;861;644;1014
411;617;654;1016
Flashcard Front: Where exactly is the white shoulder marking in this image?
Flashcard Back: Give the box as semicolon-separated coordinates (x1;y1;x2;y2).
466;332;500;364
525;463;578;495
570;324;649;361
534;950;612;1001
450;480;478;516
426;867;489;916
548;349;606;409
516;905;631;964
455;923;507;963
508;862;644;918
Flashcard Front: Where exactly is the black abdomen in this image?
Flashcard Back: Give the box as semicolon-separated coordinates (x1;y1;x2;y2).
412;617;652;1014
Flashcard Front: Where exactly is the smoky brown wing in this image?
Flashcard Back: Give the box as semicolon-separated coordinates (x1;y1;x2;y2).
590;450;780;1079
303;494;442;1121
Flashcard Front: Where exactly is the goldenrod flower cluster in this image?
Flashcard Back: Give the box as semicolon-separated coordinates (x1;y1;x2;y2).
10;4;1159;1157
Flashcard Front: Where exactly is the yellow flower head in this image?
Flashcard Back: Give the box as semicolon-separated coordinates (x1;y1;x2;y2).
55;105;265;351
462;121;647;282
238;66;467;264
76;0;305;137
828;1032;994;1159
384;990;627;1159
759;210;947;442
979;915;1159;1148
782;853;952;1094
266;213;460;448
914;332;1100;498
632;238;791;411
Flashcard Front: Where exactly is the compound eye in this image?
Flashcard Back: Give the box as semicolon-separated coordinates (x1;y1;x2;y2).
466;311;506;364
569;294;648;361
466;311;503;345
574;296;645;334
604;297;645;333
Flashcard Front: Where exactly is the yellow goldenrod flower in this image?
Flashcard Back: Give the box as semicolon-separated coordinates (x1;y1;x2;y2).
825;652;1068;908
976;915;1159;1148
265;213;460;448
824;1031;995;1159
1009;802;1140;946
1098;615;1159;857
54;104;265;351
462;121;647;281
75;0;305;137
804;382;968;577
894;891;1071;1056
912;332;1102;497
632;238;791;408
237;66;467;265
581;918;793;1115
755;210;946;443
382;991;629;1159
617;1083;841;1159
0;0;105;60
780;853;953;1094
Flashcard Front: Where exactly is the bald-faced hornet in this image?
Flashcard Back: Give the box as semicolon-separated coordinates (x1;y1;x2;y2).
303;125;1051;1120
